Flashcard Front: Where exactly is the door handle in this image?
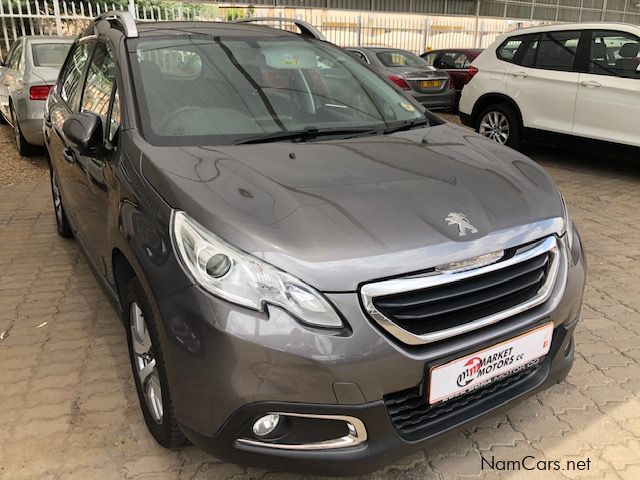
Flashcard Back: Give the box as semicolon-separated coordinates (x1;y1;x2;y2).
581;80;602;88
63;147;75;164
511;71;528;78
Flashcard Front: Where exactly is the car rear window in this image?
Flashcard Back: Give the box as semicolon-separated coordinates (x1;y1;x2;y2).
31;43;71;67
376;50;427;68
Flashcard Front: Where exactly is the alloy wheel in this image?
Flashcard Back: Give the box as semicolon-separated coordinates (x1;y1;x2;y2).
51;170;64;227
479;111;510;145
12;109;20;147
130;302;164;424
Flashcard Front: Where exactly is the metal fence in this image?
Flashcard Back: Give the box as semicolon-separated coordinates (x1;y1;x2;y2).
0;1;546;57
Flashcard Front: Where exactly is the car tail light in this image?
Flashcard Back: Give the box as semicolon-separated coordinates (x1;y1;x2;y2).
29;85;52;101
388;75;411;91
464;67;479;85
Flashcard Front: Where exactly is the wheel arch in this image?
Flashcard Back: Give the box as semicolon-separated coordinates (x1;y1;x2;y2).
112;248;137;318
472;93;523;129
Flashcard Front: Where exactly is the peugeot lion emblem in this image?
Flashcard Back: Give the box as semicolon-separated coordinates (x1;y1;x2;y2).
445;212;478;236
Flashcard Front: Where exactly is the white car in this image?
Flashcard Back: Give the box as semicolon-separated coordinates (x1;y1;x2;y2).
459;23;640;149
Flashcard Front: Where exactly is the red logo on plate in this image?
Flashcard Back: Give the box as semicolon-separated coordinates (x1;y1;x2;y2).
456;356;482;387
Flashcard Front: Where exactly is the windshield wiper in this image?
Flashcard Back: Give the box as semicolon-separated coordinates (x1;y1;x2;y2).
234;126;380;145
383;118;430;135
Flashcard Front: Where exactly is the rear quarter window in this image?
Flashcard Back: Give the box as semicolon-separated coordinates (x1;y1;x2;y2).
496;34;538;66
497;37;525;63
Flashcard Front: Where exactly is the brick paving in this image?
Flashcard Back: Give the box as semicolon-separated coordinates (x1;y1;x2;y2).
0;121;639;480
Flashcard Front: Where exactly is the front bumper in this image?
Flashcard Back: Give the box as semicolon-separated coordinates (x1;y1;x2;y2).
180;319;576;475
154;233;585;475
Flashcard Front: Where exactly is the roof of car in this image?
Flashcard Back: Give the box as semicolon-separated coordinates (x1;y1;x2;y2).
424;48;484;54
502;21;640;35
133;21;300;38
346;46;417;53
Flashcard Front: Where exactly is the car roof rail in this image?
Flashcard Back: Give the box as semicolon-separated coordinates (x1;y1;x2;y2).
232;17;326;41
96;10;138;38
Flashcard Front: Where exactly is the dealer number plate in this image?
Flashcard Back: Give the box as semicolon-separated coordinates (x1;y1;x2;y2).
428;323;553;405
419;80;442;88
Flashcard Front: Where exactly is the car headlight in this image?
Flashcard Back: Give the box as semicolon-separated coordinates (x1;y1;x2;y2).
560;193;575;251
171;211;343;328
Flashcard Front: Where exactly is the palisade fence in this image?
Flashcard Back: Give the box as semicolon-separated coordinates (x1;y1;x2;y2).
0;0;546;58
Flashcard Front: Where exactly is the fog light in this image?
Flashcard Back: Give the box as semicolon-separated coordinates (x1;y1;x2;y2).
252;413;280;437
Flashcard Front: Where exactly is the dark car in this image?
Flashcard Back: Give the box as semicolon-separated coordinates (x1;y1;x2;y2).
347;46;456;111
421;48;484;100
45;12;585;476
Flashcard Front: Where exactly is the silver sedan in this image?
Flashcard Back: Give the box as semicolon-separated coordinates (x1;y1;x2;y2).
346;47;456;112
0;36;72;155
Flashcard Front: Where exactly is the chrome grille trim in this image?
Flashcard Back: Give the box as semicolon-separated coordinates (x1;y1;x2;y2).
360;236;563;345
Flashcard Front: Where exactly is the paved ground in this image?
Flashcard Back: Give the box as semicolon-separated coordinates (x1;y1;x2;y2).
0;117;639;480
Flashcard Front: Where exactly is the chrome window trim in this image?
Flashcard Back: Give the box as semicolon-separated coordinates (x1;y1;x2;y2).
360;236;564;346
346;48;371;64
237;413;367;450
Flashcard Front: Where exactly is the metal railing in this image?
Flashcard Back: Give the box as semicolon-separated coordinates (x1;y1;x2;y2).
0;1;548;57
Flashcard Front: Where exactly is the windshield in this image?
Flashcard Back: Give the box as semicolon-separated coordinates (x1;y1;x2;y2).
31;43;71;67
130;36;427;146
376;50;429;68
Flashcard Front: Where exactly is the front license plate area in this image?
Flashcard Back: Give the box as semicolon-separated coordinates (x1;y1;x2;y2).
428;323;553;405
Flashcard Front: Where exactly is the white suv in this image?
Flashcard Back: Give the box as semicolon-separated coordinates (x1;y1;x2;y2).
459;23;640;149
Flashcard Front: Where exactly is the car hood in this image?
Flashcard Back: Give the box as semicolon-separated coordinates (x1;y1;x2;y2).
141;123;564;292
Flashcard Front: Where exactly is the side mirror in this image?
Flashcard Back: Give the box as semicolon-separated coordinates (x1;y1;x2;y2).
62;111;105;155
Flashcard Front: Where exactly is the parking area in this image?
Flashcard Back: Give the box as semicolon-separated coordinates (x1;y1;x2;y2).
1;115;639;480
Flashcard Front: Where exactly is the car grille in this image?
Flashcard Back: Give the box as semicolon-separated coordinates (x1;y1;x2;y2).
360;236;560;345
384;362;541;441
374;252;550;333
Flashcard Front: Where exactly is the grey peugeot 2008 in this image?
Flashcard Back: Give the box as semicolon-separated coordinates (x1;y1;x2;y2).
44;12;586;475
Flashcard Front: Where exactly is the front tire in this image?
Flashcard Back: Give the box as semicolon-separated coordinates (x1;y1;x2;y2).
476;103;521;149
125;277;187;448
49;168;74;239
11;105;40;157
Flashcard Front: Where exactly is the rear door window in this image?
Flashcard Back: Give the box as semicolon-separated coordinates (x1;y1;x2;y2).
589;30;639;79
534;31;580;71
498;31;580;72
